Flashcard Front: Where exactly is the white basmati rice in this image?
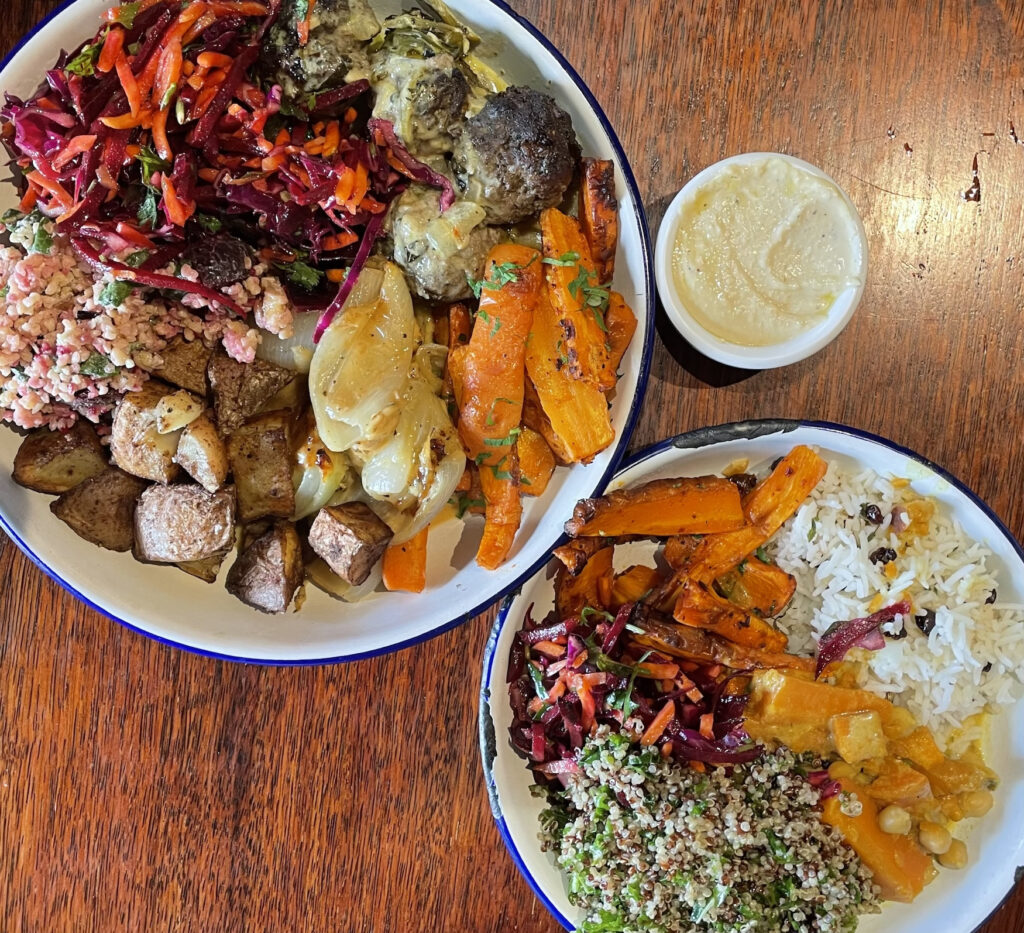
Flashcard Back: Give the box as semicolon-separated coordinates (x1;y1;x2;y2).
770;458;1024;743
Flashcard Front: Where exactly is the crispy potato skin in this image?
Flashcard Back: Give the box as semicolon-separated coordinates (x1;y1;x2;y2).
226;521;303;614
175;413;229;493
226;411;295;522
133;484;236;563
13;420;108;494
50;468;149;552
149;336;213;396
109;381;183;483
207;351;294;435
308;502;393;585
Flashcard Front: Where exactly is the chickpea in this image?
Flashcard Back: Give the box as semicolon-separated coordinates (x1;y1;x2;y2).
918;820;953;856
960;789;994;819
877;805;912;835
938;838;968;870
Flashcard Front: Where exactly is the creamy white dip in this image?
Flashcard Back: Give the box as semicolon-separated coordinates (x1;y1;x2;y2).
670;156;865;347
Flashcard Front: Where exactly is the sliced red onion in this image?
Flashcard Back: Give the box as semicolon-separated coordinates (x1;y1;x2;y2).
601;602;634;654
368;117;455;211
814;600;911;678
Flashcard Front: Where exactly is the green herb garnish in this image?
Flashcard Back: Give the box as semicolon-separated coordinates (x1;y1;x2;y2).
98;280;133;307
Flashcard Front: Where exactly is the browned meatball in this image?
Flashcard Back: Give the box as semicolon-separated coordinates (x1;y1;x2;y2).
452;86;579;225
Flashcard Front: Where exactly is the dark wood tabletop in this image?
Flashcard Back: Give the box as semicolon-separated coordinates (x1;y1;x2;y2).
2;1;1023;931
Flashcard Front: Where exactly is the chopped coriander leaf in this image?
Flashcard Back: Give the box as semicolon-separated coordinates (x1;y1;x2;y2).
466;257;533;299
124;250;150;268
195;213;223;233
79;352;116;377
136;146;171;186
65;39;101;77
755;545;770;562
450;493;485;519
542;250;580;267
1;208;24;226
98;280;134;307
474;451;489;465
483;426;521;447
112;1;141;27
30;224;53;255
276;258;322;290
0;286;8;301
137;188;159;227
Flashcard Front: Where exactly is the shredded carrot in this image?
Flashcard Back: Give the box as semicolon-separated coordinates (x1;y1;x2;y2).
334;166;355;204
115;53;143;118
160;176;194;226
699;712;715;740
100;111;145;130
325;268;345;283
18;187;38;213
151;107;171;161
52;134;97;171
96;165;119;191
636;661;680;680
350;161;369;209
25;171;73;210
196;51;233;70
97;26;125;74
344;106;357;123
210;1;269;14
152;40;183;111
322;121;340;157
685;686;703;703
197;167;220;183
182;10;218;45
296;0;316;46
115;222;157;249
641;699;676;746
532;640;566;658
690;761;707;773
321;231;358;251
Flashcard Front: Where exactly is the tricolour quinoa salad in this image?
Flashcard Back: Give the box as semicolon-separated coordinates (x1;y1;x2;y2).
508;445;1024;932
0;0;636;611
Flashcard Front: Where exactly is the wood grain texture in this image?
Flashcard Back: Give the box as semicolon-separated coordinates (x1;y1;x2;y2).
1;1;1022;931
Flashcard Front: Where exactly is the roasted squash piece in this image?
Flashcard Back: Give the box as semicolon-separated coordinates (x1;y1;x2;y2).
554;545;614;620
823;778;937;903
673;579;788;652
603;291;637;390
516;426;556;498
610;564;663;608
565;475;746;538
714;557;797;617
524;287;613;464
540;207;613;388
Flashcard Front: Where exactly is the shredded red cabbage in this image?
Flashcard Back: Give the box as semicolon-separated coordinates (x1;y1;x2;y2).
814;600;911;678
368;118;455;211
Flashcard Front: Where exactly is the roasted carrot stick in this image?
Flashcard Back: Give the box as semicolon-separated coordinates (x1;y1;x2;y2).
578;157;619;284
381;527;428;593
456;243;542;468
476;452;522;571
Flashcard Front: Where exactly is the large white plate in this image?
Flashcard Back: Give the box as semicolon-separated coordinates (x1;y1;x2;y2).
0;0;654;662
480;420;1024;932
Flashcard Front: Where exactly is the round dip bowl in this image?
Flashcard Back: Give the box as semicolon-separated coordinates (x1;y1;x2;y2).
655;153;868;370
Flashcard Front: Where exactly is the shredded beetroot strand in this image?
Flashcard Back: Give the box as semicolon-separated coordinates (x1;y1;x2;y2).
814;600;911;678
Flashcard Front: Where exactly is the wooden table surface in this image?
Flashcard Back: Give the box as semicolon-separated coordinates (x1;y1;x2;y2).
2;1;1023;931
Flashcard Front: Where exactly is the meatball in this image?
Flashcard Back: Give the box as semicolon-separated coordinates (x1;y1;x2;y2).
452;86;579;225
388;185;505;302
262;0;379;98
370;53;469;158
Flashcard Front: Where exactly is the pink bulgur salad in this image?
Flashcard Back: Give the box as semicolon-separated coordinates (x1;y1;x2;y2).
0;212;292;430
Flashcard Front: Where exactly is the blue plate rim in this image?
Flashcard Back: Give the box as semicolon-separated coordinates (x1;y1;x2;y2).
479;417;1024;932
0;0;657;666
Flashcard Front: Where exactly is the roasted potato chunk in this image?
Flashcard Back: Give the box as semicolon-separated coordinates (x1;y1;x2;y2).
207;351;295;435
13;420;108;493
149;336;212;396
155;389;203;434
175;413;229;493
133;484;236;563
177;551;229;583
226;521;303;613
50;468;149;551
110;381;183;483
308;502;393;585
226;411;295;522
